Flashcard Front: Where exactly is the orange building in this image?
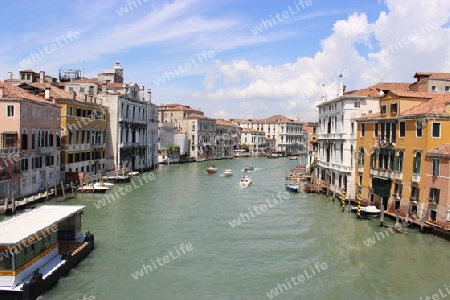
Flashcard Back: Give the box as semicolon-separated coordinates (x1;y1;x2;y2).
355;89;450;228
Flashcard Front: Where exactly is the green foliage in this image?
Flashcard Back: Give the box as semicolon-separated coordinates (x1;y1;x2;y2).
167;146;180;154
240;144;250;152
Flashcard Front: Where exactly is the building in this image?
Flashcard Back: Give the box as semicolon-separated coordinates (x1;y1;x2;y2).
230;115;303;155
316;82;410;200
302;122;318;167
355;84;450;228
0;82;62;198
215;119;240;159
240;128;266;156
187;114;216;160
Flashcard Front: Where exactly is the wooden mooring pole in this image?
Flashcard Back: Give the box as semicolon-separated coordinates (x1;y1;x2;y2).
380;204;384;227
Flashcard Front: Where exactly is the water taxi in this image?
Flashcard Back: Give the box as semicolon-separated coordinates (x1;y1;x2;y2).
206;165;217;174
223;169;233;177
0;205;94;299
239;175;252;187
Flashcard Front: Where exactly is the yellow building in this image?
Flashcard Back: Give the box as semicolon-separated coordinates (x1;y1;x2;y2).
355;89;450;223
19;83;108;181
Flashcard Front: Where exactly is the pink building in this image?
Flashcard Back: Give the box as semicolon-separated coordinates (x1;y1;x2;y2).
0;82;61;199
425;144;450;229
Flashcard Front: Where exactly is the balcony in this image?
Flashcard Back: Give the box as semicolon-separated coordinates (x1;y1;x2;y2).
412;173;421;183
91;143;106;149
370;168;379;176
394;171;403;180
358;165;364;173
0;147;20;156
38;147;53;154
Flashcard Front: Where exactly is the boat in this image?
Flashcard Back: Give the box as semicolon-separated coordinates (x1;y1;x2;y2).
304;183;314;193
289;156;299;160
93;181;114;188
223;169;233;177
351;205;381;217
285;183;299;193
239;175;252;187
0;205;94;299
77;184;109;193
206;165;217;174
244;166;254;172
196;157;206;162
128;171;140;177
104;175;131;183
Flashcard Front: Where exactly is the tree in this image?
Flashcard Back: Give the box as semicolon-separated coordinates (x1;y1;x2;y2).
240;144;249;152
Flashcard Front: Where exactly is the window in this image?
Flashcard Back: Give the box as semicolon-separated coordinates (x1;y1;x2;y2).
432;122;441;138
395;151;404;172
429;188;440;204
80;87;85;93
68;87;74;92
380;105;387;114
69;107;73;116
399;122;405;137
390;103;397;113
6;105;14;117
413;152;421;174
361;123;365;137
354;102;360;108
411;186;420;200
394;183;403;198
430;86;437;92
432;159;440;176
374;123;378;137
416;120;423;137
445;86;450;93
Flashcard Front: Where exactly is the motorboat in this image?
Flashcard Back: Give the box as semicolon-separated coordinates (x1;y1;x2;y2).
239;175;252;187
206;165;217;174
93;181;114;188
285;183;299;193
351;205;381;217
223;169;233;177
128;171;140;176
77;184;109;193
244;166;254;172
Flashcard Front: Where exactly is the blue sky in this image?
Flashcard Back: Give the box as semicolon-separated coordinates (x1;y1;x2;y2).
1;0;449;121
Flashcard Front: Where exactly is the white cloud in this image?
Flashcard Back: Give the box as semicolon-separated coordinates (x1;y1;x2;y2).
192;0;450;121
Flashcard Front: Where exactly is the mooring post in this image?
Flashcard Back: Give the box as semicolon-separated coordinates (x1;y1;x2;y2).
357;188;361;219
61;180;66;200
341;189;346;212
380;204;384;227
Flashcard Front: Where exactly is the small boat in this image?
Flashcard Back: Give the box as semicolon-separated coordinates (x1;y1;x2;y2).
128;171;140;176
304;183;314;193
239;175;252;187
197;157;206;162
104;175;131;183
93;181;114;188
206;165;217;174
289;156;299;160
223;169;233;177
244;166;254;172
285;183;299;193
77;184;109;193
351;205;381;217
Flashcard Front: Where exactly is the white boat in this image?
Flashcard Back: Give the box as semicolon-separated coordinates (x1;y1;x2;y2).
0;205;94;299
223;169;233;177
285;183;299;193
128;171;140;177
93;181;114;188
77;184;110;193
351;205;381;217
239;175;252;187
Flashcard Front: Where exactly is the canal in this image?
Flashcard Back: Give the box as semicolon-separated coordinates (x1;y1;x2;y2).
29;157;450;299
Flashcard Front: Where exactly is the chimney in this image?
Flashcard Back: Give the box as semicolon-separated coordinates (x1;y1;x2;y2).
147;89;152;103
337;74;343;97
7;72;12;80
44;87;50;100
39;71;45;83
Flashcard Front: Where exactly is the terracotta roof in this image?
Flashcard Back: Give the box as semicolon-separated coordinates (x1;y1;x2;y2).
399;93;450;116
414;72;450;80
69;78;99;83
25;82;85;101
159;104;204;114
387;89;434;99
235;115;300;123
216;119;236;127
345;82;412;97
241;128;265;134
0;81;55;104
105;83;127;88
426;144;450;157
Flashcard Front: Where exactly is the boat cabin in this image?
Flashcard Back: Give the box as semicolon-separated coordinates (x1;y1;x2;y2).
0;205;94;299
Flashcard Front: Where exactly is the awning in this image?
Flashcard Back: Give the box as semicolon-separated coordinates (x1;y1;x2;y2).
372;177;392;197
2;131;17;134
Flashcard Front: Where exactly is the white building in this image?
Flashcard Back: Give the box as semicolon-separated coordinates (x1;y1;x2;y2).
187;114;216;160
315;82;406;199
240;128;266;156
231;115;303;154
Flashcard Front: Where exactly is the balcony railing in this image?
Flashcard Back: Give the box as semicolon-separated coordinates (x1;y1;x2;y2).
0;147;20;156
370;168;379;176
412;173;421;183
91;143;106;149
394;171;403;180
358;165;364;173
38;147;53;154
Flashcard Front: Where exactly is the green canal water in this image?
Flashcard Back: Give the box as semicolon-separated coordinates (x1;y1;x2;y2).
19;158;450;299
